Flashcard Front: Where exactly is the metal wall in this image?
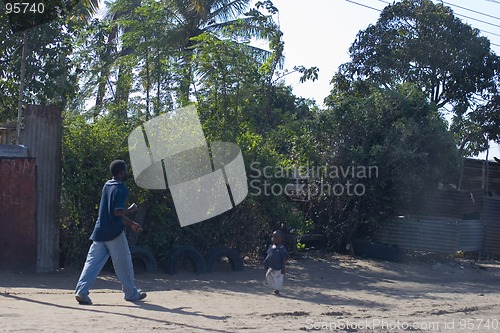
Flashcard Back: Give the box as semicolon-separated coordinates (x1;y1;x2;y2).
483;196;500;257
461;158;500;195
458;219;487;252
0;158;37;270
374;218;485;254
396;189;480;219
22;105;62;273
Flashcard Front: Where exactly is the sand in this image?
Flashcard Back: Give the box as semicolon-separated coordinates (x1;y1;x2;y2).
1;253;499;332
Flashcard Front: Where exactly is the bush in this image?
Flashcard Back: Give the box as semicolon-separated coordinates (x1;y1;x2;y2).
60;114;134;266
60;113;306;267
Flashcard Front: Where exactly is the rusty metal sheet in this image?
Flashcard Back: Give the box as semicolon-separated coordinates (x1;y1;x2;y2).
461;158;500;195
0;157;37;271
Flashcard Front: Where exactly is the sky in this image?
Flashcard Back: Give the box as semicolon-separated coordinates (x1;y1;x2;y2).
265;0;500;159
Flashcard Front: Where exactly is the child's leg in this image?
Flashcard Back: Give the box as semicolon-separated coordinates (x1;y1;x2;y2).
266;268;283;291
274;271;284;291
265;268;275;288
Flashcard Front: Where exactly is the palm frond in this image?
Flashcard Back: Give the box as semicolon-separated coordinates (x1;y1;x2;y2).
192;0;209;20
65;0;100;20
239;43;272;65
207;16;277;41
208;0;251;23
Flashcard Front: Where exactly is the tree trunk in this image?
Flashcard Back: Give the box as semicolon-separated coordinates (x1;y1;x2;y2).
485;140;490;193
114;63;132;121
111;0;141;121
16;32;28;143
156;54;161;117
145;47;150;119
178;53;193;106
95;25;118;118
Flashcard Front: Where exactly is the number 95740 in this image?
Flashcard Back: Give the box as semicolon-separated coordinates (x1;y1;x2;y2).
5;2;45;14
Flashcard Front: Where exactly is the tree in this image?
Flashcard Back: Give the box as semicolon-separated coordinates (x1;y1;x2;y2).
338;0;499;110
0;0;101;123
313;83;458;249
73;0;279;120
162;0;278;104
0;14;80;123
333;0;500;162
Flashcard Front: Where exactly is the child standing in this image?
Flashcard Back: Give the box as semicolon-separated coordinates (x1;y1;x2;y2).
263;230;288;295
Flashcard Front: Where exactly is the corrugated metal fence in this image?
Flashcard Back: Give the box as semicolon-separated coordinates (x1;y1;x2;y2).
395;189;481;219
374;218;485;254
22;105;62;273
483;196;500;257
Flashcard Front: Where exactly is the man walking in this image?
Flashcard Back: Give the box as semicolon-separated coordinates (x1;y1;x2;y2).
75;160;146;305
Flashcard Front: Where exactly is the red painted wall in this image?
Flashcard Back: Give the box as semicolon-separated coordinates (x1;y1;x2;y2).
0;158;37;271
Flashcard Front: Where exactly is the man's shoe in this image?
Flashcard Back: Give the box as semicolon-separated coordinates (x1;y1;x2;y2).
137;291;147;301
75;294;92;305
126;290;147;302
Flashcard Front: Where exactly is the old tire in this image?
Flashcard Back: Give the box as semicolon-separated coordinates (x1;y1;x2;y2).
351;239;406;263
205;246;244;273
131;246;157;274
165;245;207;275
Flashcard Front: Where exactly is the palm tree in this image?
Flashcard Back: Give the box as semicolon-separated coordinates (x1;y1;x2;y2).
68;0;101;20
163;0;278;104
168;0;260;47
88;0;278;118
91;0;140;119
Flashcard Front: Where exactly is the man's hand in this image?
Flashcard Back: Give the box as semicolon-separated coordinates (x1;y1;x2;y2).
123;215;143;233
130;221;143;233
128;203;139;213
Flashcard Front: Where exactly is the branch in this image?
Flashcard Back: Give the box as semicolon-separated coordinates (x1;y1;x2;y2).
272;65;319;84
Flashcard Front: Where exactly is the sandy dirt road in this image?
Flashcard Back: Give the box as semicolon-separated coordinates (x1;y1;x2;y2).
1;254;499;332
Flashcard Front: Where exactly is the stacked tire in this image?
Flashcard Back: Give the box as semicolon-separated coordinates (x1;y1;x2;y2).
205;246;244;273
163;245;244;275
130;246;157;274
164;245;207;274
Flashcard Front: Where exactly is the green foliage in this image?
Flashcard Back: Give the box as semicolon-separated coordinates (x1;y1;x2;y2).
296;242;306;251
0;11;79;122
314;83;459;249
294;66;319;83
342;0;498;108
51;0;478;265
336;0;500;157
60;114;134;265
136;188;303;261
55;0;319;267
